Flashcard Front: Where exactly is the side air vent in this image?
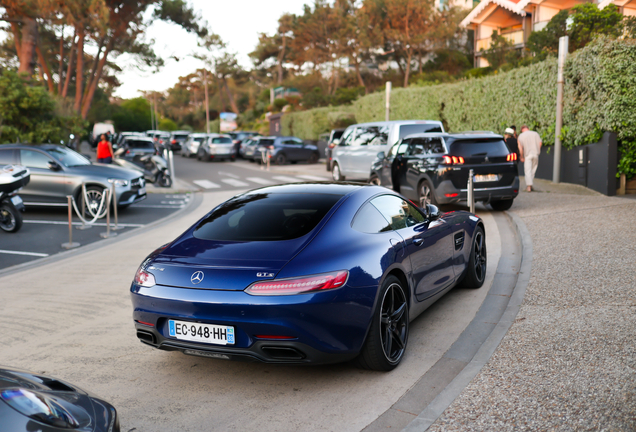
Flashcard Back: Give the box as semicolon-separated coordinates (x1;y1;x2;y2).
454;232;465;251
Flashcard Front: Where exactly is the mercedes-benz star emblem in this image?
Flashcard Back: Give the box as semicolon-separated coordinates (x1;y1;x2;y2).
191;271;204;285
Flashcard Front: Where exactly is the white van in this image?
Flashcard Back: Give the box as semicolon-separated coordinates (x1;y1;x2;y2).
92;122;115;144
331;120;444;181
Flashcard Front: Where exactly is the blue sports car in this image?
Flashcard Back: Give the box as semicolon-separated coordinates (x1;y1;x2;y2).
131;183;486;371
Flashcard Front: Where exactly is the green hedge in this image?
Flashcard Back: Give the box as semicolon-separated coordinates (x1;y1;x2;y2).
281;106;356;140
282;37;636;177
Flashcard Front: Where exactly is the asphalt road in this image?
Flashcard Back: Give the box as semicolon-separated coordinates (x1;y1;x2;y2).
0;193;190;270
173;153;331;192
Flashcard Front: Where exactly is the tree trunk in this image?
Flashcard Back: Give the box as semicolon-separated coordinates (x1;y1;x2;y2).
223;78;239;114
404;49;412;87
18;17;38;76
277;36;286;84
83;35;106;102
217;76;227;113
10;21;23;66
35;44;55;93
57;26;64;94
74;28;85;113
62;32;77;98
353;58;367;94
81;38;114;119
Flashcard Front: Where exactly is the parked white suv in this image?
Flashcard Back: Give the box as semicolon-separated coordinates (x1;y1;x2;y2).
331;120;444;181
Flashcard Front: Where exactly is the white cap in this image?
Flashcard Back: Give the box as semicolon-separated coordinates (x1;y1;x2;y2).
504;128;514;135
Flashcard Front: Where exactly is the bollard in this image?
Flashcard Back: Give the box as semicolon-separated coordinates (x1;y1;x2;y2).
76;183;92;230
468;169;475;214
168;149;176;185
266;149;270;170
61;196;80;249
110;183;123;231
100;189;117;238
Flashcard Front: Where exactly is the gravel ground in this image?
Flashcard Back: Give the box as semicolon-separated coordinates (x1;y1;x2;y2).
429;179;636;431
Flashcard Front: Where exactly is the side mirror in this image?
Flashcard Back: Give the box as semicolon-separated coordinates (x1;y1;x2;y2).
426;204;441;221
377;151;386;159
333;139;340;145
48;161;62;171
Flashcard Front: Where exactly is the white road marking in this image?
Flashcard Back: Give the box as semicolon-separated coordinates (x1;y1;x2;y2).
160;200;186;205
218;171;240;179
246;177;273;185
295;175;329;181
193;180;220;189
23;220;144;227
0;249;49;257
272;176;303;183
221;178;250;187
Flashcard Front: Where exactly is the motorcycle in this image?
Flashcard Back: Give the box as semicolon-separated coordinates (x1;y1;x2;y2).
0;164;30;233
112;148;172;188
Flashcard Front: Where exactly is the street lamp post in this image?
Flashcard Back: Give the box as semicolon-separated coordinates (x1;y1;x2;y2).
204;69;210;134
553;36;568;184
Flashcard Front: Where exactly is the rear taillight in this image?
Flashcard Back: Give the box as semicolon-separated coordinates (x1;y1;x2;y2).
126;150;130;154
134;268;156;287
171;139;177;144
245;271;348;296
506;153;518;162
328;143;336;148
442;155;464;165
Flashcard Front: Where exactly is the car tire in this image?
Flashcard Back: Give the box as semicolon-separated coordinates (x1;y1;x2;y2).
332;163;345;181
197;150;203;161
418;180;438;207
307;153;319;164
0;202;22;233
369;174;381;185
158;173;173;188
490;199;514;211
459;226;487;289
275;153;287;165
356;275;409;371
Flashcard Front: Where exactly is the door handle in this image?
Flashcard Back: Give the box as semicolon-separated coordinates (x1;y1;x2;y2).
413;238;424;246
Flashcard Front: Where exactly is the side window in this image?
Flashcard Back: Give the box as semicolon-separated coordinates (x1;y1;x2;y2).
0;148;16;164
351;202;392;234
406;138;426;156
371;195;425;231
20;149;52;169
354;126;381;146
388;139;409;158
428;138;445;154
340;128;354;146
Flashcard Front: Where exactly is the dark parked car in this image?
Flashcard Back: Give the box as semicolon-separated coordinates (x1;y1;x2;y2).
370;132;519;211
0;366;120;432
254;136;320;165
325;128;345;172
131;183;487;370
228;131;258;157
121;136;156;160
0;144;146;217
169;131;190;152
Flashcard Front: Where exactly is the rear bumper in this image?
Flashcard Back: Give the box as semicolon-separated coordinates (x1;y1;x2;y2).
130;283;376;364
435;177;519;204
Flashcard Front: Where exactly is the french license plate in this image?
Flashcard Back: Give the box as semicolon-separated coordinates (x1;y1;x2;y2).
474;174;499;183
138;187;146;195
10;195;22;206
168;320;235;345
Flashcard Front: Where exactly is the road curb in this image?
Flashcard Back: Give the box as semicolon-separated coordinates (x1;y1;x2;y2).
400;210;533;431
0;191;204;278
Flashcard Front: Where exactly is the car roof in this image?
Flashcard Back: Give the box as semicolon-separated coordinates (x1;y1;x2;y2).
347;120;443;129
1;143;67;150
125;136;154;142
400;132;503;141
242;182;367;197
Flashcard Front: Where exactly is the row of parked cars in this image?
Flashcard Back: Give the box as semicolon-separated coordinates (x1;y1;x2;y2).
325;120;520;211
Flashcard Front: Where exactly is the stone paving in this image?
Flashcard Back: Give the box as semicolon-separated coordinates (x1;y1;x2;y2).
429;178;636;431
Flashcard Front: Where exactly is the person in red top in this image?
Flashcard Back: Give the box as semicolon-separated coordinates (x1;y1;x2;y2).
96;134;114;164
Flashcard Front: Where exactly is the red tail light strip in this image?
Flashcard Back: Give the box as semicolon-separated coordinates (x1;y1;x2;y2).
246;271;349;296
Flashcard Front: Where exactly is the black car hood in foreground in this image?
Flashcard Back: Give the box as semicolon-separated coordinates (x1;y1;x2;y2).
0;367;119;432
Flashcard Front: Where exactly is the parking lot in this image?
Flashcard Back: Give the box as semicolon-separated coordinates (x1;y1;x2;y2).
0;192;191;270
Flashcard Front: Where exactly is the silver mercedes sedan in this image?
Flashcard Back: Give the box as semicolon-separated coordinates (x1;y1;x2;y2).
0;144;146;217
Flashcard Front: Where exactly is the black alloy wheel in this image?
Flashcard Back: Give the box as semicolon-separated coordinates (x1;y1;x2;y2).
332;163;345;181
418;180;437;207
0;202;22;233
460;226;487;288
275;153;287;165
357;275;409;371
369;174;381;186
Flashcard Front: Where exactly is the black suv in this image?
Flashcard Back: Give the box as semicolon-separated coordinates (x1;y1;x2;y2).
370;133;519;211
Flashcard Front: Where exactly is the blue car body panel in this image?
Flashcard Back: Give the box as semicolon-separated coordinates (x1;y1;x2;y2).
130;183;483;364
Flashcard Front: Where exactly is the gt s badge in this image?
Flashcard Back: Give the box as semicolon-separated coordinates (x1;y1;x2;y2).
256;272;275;278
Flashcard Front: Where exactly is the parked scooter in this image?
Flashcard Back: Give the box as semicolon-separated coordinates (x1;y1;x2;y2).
112;148;172;188
0;164;30;233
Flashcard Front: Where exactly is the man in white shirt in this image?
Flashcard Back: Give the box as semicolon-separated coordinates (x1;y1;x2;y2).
518;125;542;192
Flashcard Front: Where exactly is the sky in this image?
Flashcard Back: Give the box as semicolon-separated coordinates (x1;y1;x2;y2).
114;0;308;99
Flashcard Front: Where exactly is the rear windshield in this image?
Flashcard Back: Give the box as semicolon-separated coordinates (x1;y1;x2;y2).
449;139;510;157
399;124;443;139
193;137;206;143
257;139;274;146
211;137;233;144
194;193;342;241
331;130;344;140
173;134;189;139
128;140;154;149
